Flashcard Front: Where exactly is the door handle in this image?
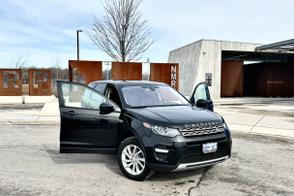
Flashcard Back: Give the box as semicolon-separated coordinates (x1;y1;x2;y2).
63;111;77;116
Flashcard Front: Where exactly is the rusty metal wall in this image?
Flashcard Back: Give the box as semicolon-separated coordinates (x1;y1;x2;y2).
28;69;52;96
0;69;22;96
221;60;244;97
244;61;294;97
67;60;180;90
112;62;142;80
150;63;179;90
69;60;103;84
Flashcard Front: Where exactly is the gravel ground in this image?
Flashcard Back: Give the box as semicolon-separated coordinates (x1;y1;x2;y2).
0;125;294;196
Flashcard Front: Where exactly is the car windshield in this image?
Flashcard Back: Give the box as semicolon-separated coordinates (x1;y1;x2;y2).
121;85;190;107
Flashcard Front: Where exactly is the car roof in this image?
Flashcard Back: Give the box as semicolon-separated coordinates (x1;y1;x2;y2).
89;80;168;87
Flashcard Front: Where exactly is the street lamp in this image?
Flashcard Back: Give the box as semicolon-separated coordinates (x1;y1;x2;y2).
76;30;83;60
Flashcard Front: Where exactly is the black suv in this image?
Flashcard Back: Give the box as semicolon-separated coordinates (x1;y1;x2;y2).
56;80;232;180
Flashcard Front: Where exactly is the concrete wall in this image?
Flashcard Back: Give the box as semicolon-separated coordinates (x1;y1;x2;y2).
168;39;261;99
168;40;203;97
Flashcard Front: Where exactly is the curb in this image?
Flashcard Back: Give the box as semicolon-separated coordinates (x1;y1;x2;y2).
231;129;294;140
2;121;60;126
232;131;294;142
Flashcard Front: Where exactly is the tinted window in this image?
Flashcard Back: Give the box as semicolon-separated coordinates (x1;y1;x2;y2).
60;83;117;110
121;85;189;107
105;86;122;107
95;83;107;94
193;84;208;102
88;82;96;89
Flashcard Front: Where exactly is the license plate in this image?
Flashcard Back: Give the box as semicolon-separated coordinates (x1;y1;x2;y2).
202;142;217;154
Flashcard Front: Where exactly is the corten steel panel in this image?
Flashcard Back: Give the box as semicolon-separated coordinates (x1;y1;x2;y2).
0;69;22;96
244;62;294;97
69;60;103;84
150;63;179;90
112;62;142;80
28;69;52;96
221;60;244;97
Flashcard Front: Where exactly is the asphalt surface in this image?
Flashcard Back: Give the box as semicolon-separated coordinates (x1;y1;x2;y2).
0;125;293;196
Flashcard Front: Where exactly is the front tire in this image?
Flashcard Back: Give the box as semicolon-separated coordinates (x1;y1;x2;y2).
118;137;151;181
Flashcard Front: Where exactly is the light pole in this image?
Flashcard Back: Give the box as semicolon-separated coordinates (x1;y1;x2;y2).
76;30;83;60
106;61;110;80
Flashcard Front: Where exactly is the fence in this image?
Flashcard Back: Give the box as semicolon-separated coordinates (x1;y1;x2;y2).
0;69;22;96
0;69;52;96
69;60;179;90
28;69;52;96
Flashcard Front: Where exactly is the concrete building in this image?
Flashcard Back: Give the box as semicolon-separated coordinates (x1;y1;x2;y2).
168;39;294;99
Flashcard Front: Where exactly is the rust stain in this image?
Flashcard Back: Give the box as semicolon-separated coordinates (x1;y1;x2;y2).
0;69;22;96
28;69;52;96
69;60;103;84
112;62;142;80
150;63;179;90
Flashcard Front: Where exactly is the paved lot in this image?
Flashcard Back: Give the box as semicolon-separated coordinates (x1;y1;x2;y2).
0;98;294;195
215;99;294;138
0;125;293;196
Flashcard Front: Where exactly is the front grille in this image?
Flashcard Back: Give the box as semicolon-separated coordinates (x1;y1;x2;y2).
179;122;224;137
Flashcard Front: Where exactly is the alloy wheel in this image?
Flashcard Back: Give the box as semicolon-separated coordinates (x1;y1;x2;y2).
121;144;146;176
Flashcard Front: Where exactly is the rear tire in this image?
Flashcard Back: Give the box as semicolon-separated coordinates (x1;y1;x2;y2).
118;137;151;181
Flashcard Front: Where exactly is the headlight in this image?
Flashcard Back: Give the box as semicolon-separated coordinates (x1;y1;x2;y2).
143;122;180;137
223;121;229;130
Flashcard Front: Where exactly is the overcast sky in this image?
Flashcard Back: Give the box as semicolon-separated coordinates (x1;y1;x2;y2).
0;0;293;68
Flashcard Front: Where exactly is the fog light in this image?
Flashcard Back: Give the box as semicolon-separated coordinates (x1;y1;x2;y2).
155;148;169;153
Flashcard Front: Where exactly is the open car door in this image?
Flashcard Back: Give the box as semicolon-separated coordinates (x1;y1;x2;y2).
190;82;214;111
56;81;121;153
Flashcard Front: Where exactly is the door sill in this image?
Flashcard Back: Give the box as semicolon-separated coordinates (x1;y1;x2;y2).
60;147;117;154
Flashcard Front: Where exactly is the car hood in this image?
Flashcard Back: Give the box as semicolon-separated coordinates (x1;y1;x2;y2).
126;105;223;126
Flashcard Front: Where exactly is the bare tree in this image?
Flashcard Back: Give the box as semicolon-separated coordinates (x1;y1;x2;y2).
52;56;62;79
88;0;153;62
14;56;31;68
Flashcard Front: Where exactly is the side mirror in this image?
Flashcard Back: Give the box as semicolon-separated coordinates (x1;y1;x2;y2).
195;99;214;111
196;99;208;108
99;102;115;115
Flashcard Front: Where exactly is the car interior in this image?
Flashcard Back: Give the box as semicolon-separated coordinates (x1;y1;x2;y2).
105;85;122;108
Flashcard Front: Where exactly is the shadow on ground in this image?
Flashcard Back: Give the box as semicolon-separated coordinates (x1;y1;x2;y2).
46;148;204;181
151;169;203;182
46;148;121;175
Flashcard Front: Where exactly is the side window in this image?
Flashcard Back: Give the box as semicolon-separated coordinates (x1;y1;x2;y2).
193;83;208;102
60;82;114;110
105;86;122;107
94;83;107;94
88;82;96;89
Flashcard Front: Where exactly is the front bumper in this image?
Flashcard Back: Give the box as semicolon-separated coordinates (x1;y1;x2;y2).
141;130;232;172
174;155;229;171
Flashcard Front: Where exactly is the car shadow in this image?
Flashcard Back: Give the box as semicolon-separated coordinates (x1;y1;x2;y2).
46;148;208;181
46;149;121;175
150;168;205;181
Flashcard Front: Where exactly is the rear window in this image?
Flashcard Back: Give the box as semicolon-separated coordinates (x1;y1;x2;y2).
95;83;107;94
88;83;107;94
88;82;96;89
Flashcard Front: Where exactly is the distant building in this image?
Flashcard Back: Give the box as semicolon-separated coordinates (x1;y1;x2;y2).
168;39;294;99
